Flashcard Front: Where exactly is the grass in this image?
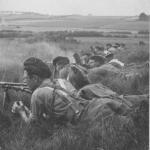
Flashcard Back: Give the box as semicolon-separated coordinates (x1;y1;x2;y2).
0;38;76;79
126;46;149;63
1;100;148;150
0;32;149;150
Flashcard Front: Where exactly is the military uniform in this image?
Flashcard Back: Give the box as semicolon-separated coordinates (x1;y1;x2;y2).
28;77;130;126
88;63;120;84
59;64;70;79
80;97;128;122
78;83;117;100
20;57;130;127
30;78;83;124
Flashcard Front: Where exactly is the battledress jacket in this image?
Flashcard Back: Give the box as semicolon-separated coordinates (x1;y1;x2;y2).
30;79;80;124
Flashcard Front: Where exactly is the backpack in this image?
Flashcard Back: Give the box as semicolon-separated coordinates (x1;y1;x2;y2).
78;83;117;100
46;80;87;124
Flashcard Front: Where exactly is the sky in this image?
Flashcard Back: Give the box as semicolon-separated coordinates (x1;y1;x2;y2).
0;0;150;16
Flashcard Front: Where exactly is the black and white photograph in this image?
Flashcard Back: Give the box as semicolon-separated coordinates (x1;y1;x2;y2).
0;0;149;149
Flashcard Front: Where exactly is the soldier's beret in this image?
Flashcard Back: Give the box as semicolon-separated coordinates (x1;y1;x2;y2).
106;43;112;47
95;46;104;51
115;43;120;46
89;55;106;63
24;57;51;78
120;43;125;47
81;52;92;57
113;43;120;48
53;56;70;66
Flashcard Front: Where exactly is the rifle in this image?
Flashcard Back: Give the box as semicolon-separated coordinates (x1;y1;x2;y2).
0;82;32;94
0;82;32;109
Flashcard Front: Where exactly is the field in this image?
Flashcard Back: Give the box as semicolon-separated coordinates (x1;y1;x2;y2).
75;37;149;44
0;12;149;32
0;12;149;150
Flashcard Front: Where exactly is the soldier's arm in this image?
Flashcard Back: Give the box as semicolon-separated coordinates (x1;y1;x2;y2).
17;89;42;123
19;110;31;123
12;101;32;123
14;87;54;123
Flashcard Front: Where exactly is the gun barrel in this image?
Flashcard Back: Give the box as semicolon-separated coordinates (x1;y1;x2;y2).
0;82;27;87
0;82;32;94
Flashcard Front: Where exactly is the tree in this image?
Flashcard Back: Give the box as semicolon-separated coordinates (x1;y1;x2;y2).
139;12;149;21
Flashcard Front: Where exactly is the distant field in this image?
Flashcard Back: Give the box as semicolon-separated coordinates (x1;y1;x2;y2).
75;37;149;44
0;13;149;32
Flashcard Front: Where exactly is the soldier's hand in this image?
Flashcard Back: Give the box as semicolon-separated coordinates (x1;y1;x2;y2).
12;101;25;114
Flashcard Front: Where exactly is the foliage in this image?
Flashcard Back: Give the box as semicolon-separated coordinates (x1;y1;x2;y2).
138;30;149;34
0;98;148;150
126;46;149;64
0;30;33;38
139;13;149;21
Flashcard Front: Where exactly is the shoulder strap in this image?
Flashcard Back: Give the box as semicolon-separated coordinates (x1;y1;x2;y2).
45;84;86;120
42;85;57;122
51;85;57;117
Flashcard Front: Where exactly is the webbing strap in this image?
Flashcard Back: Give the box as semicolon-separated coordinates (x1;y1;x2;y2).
44;86;56;123
45;86;81;117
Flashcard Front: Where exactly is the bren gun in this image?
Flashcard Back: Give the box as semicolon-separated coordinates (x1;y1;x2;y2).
0;82;32;108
